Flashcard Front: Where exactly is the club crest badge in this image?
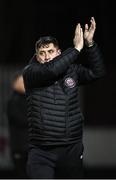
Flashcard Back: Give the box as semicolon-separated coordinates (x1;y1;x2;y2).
64;77;76;88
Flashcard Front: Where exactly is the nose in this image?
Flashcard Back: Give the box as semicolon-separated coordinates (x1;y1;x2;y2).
45;53;50;60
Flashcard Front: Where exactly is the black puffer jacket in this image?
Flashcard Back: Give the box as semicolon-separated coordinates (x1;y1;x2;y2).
23;44;105;146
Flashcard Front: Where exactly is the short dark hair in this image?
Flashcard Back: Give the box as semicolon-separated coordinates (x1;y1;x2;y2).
35;36;59;52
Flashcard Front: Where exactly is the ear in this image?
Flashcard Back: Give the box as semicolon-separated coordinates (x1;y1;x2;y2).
58;49;61;55
36;53;41;62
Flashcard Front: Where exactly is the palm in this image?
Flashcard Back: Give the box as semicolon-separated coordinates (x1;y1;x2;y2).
84;29;94;41
84;17;96;42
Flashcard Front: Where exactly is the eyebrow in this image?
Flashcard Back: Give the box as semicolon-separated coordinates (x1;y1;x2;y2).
39;48;54;52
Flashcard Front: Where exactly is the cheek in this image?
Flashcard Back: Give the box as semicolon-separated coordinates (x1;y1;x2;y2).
52;52;60;58
37;55;44;62
40;56;44;60
38;54;44;59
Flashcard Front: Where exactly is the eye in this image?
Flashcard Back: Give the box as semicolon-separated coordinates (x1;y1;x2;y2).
39;51;44;56
49;50;54;54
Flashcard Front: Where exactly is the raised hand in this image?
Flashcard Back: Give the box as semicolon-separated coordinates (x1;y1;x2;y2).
84;17;96;45
73;23;84;52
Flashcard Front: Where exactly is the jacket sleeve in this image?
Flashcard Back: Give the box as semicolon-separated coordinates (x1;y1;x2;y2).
76;43;106;85
23;48;80;88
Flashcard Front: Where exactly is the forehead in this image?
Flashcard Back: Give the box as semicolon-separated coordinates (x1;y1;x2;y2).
39;43;55;51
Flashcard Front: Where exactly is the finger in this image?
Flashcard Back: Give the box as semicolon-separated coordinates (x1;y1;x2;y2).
91;17;95;23
80;27;83;38
85;24;88;31
79;24;82;34
75;23;80;34
90;17;96;29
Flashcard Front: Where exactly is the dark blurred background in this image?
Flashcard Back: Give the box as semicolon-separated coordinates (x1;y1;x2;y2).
0;0;116;178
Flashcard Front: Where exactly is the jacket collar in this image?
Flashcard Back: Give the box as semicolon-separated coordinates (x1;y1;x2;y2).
29;54;40;64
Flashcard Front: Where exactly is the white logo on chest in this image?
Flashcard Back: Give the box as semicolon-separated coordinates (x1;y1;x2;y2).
64;77;76;88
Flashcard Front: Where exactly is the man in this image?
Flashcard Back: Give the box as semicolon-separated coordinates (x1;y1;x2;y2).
23;17;105;178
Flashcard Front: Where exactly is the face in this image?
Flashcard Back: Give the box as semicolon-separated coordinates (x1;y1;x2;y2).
36;43;61;64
